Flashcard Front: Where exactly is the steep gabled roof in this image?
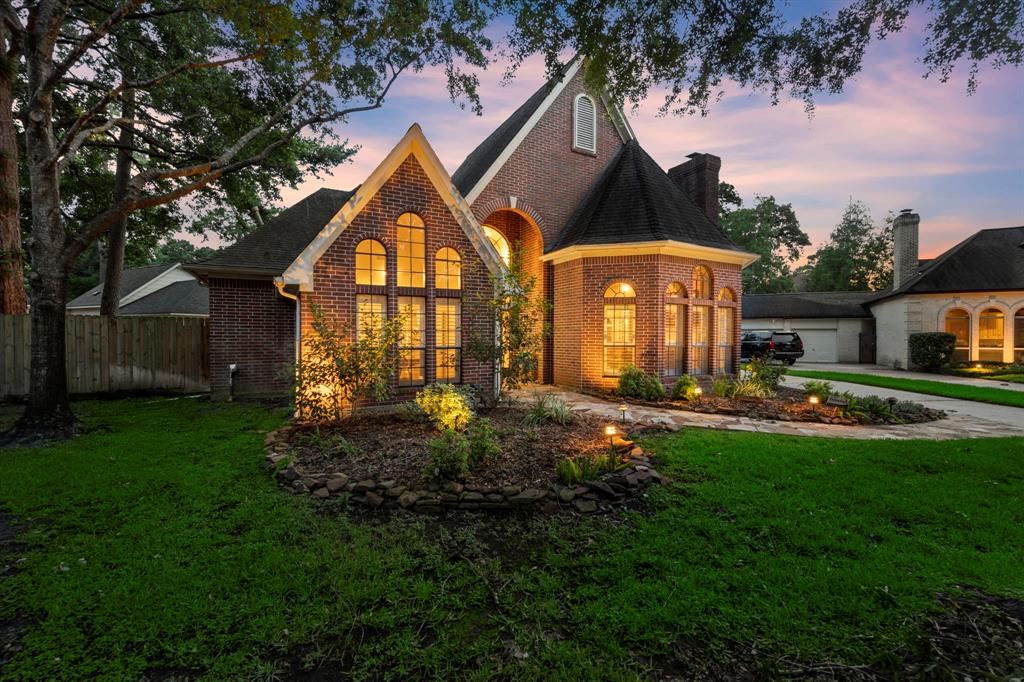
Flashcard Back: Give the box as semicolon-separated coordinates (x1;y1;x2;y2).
67;263;177;309
871;225;1024;303
743;291;876;319
118;280;208;316
549;140;745;254
187;188;355;277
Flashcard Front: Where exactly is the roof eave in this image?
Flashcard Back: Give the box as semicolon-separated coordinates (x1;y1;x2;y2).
540;240;759;267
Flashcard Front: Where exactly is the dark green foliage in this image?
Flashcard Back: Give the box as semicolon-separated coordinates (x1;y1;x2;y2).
804;201;893;292
522;394;574;426
747;356;787;394
555;453;622;485
719;187;810;293
803;380;834;401
467;417;501;468
616;365;666;401
712;375;733;397
423;429;470;481
670;375;699;400
909;332;958;371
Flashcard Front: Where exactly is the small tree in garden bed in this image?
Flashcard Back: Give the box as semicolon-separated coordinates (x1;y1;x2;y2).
910;332;957;371
745;356;787;394
295;304;404;423
467;245;550;399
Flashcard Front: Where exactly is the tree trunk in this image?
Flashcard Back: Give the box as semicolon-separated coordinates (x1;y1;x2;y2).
0;30;27;315
99;89;135;317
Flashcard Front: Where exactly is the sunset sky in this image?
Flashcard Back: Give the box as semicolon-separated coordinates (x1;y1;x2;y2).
268;6;1023;261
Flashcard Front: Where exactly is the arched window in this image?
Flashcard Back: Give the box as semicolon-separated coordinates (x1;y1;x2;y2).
693;266;712;299
1015;308;1024;363
665;282;686;376
979;307;1005;362
603;282;635;376
573;93;597;154
717;307;735;374
718;287;735;302
435;247;461;289
396;213;425;287
945;309;970;363
482;225;510;266
354;239;386;286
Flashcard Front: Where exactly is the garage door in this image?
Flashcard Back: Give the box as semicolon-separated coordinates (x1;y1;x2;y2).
795;329;838;363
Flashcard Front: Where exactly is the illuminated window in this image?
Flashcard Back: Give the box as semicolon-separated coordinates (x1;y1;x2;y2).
573;93;597;153
945;308;970;363
717;307;735;374
397;296;425;386
435;247;462;290
355;239;386;286
693;266;712;299
979;307;1004;362
483;225;510;266
665;281;686;298
396;213;425;287
603;282;635;376
1015;309;1024;363
718;287;735;302
436;298;461;383
691;306;710;374
665;281;686;376
356;294;386;340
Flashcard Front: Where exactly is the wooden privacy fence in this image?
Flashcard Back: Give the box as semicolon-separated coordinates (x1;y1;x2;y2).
1;315;208;397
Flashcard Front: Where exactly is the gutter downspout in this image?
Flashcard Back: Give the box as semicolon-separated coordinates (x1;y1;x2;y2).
274;280;301;416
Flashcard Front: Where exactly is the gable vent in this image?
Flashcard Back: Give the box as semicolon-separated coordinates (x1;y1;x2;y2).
573;93;597;154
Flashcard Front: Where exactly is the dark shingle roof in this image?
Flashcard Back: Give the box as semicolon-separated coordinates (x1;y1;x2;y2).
451;61;575;197
742;291;877;319
118;280;208;316
873;225;1024;301
67;263;177;309
190;188;354;275
549;140;744;253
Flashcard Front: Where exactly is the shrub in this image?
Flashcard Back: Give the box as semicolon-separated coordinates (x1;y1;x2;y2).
616;365;666;401
670;375;699;400
909;332;957;372
747;356;786;394
803;380;833;401
522;394;574;426
555;453;623;485
893;400;927;414
423;429;469;480
728;378;768;399
415;383;473;431
467;417;501;468
333;436;360;458
712;375;733;397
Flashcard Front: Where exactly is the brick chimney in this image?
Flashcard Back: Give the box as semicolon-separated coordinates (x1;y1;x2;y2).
892;209;920;289
668;152;722;225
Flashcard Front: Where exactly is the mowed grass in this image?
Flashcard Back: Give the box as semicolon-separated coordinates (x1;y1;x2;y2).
789;369;1024;408
1;398;1023;679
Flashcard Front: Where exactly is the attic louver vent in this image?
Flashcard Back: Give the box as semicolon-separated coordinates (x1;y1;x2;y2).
573;94;597;154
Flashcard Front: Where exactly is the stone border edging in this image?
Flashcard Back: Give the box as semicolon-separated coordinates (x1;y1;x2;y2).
264;426;665;514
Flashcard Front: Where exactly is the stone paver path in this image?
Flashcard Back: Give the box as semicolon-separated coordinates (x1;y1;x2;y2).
516;385;1024;441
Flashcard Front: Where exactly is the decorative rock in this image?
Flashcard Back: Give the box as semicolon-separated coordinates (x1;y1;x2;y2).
280;467;299;482
584;481;617;498
509;488;545;505
541;501;560;515
440;492;460;503
629;446;644;457
398;492;418;508
291;480;309;493
557;488;575;503
353;479;375;493
460;503;480;510
486;493;504;503
326;477;349;493
572;486;589;496
443;482;464;495
300;478;318;490
312;487;330;499
377;480;397;490
365;491;384;508
385;486;407;498
501;485;522;496
573;499;598;513
462;491;485;502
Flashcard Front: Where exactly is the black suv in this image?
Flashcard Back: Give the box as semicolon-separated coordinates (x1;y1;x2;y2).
741;330;805;365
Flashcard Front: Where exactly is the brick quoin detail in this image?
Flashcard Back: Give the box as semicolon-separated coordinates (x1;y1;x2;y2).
208;278;295;397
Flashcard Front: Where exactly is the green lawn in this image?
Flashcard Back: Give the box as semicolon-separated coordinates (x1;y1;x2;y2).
789;369;1024;408
1;399;1023;679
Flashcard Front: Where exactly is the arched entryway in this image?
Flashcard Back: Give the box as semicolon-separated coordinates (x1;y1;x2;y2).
480;207;551;383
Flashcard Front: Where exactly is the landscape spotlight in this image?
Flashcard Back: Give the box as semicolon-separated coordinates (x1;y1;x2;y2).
605;424;616;447
808;395;820;407
619;403;628;423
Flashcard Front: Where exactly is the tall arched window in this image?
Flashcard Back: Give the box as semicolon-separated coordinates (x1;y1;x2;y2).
354;239;386;286
1015;308;1024;363
664;282;686;377
979;307;1005;362
718;287;735;302
717;307;735;374
945;308;970;363
573;93;597;153
603;282;635;376
435;247;461;289
482;225;510;266
693;266;712;300
396;212;425;287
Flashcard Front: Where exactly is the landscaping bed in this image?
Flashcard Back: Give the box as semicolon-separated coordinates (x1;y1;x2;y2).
267;402;666;513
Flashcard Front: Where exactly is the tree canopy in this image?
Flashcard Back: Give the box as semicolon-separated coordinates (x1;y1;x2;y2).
803;200;894;292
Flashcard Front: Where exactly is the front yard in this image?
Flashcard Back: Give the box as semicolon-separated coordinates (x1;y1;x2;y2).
789;369;1024;408
1;398;1023;679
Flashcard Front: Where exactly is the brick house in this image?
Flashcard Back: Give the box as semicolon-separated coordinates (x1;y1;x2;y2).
188;60;758;400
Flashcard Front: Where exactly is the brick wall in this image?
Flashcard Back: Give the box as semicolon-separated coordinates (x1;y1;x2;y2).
552;254;742;393
300;153;496;405
208;278;295;397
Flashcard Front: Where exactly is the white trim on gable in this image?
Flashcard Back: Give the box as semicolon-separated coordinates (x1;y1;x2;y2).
463;59;635;204
278;124;506;292
118;263;194;307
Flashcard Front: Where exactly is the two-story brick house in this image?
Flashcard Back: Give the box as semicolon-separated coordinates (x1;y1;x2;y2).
188;60;758;400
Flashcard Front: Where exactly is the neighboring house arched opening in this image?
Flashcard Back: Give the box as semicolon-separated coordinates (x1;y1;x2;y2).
603;281;636;376
1016;308;1024;363
979;307;1005;362
664;282;687;377
945;308;971;363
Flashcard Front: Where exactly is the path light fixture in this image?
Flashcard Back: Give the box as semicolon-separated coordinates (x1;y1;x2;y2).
975;363;983;369
619;403;628;423
808;394;820;412
693;386;703;402
605;424;616;448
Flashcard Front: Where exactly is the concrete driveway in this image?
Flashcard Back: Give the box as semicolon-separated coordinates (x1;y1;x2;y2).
794;362;1024;393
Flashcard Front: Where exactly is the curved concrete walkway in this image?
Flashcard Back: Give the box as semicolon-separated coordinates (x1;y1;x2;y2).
796;362;1024;393
517;384;1024;441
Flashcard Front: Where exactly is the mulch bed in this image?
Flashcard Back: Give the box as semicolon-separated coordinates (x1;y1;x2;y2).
287;405;615;489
